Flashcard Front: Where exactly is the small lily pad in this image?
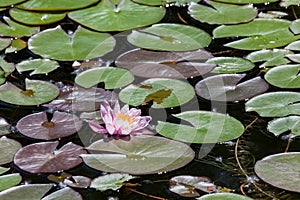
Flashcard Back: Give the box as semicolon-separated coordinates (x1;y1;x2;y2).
119;78;195;108
0;57;15;85
0;184;53;200
0;38;11;51
245;92;300;117
75;67;134;89
41;187;82;200
265;64;300;88
156;111;244;143
0;0;27;7
5;39;27;54
195;74;269;102
0;118;10;136
16;59;60;76
81;135;195;175
0;173;22;191
115;49;215;78
188;1;256;25
0;167;9;175
90;174;135;191
10;8;66;25
211;0;277;3
16;111;82;140
28;26;115;61
246;49;292;68
68;0;165;32
0;16;38;37
127;23;211;51
0;136;22;165
132;0;198;6
280;0;299;7
0;79;59;106
285;40;300;51
255;152;300;193
268;116;300;138
63;176;91;188
207;57;255;73
14;141;86;173
197;193;253;199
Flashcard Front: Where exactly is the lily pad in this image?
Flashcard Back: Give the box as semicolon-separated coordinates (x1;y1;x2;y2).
16;59;60;76
246;49;292;68
0;0;27;7
268;116;300;138
197;193;253;199
0;79;59;106
188;1;256;25
0;167;9;175
245;92;300;117
81;135;195;175
132;0;199;6
0;38;11;51
290;19;300;34
43;86;117;112
0;136;22;165
0;118;10;136
206;57;255;73
14;141;86;173
169;176;216;197
63;176;91;188
213;19;300;50
68;0;165;32
254;152;300;193
5;39;27;54
0;173;22;191
285;40;300;51
118;78;195;108
265;64;300;88
16;111;82;140
156;111;244;143
41;187;82;200
17;0;98;11
28;26;115;61
115;49;215;78
210;0;277;4
0;184;53;200
195;74;269;102
127;23;211;51
0;16;38;37
280;0;299;7
75;67;134;89
9;8;66;25
90;174;135;191
0;57;15;85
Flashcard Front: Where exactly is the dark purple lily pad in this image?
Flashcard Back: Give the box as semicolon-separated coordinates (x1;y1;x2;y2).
16;111;82;140
14;141;86;173
115;49;215;78
43;85;117;112
195;74;269;102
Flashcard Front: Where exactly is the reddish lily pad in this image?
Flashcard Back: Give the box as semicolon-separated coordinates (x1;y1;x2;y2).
115;49;215;78
48;172;91;188
43;85;117;112
195;74;269;102
16;111;82;140
14;141;86;173
0;136;22;165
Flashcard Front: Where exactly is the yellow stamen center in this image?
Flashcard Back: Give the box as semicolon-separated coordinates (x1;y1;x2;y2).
115;112;135;124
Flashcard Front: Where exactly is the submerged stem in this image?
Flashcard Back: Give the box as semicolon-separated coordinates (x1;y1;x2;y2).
125;187;167;200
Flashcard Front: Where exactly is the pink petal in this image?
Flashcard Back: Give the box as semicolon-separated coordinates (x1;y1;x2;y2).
133;116;152;130
113;100;120;114
121;104;130;114
88;120;108;134
129;108;141;117
105;123;117;135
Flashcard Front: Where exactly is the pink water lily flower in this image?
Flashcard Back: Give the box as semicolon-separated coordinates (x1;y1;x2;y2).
88;101;152;136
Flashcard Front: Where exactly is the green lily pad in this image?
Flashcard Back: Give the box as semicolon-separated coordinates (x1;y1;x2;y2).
16;59;59;76
156;111;244;143
0;118;11;136
28;26;115;61
91;174;135;191
197;193;253;199
0;136;22;165
0;0;26;7
0;57;15;85
132;0;198;6
0;38;11;51
210;0;277;3
290;19;300;34
285;40;300;51
68;0;165;32
280;0;299;7
246;49;292;68
41;188;82;200
0;173;22;191
245;92;300;117
255;152;300;193
286;54;300;63
0;167;9;175
265;64;300;88
195;74;269;102
5;39;27;54
213;19;300;50
188;1;256;25
17;0;98;11
0;184;53;200
119;78;195;108
81;135;195;175
0;16;38;37
258;11;288;19
9;8;66;25
75;67;134;89
207;57;255;73
268;116;300;138
0;79;59;106
127;23;211;51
